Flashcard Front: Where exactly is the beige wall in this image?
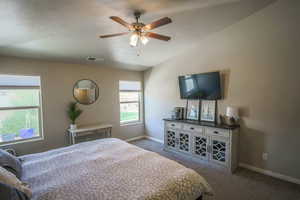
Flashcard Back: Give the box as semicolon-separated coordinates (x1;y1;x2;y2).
144;0;300;179
0;56;144;155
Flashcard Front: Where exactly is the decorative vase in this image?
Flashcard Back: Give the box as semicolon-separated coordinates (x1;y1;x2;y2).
70;124;77;130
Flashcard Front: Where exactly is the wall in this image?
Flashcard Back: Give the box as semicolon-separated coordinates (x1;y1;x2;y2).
144;0;300;179
0;56;144;155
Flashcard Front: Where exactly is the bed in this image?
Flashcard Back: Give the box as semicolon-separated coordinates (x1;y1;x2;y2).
19;138;213;200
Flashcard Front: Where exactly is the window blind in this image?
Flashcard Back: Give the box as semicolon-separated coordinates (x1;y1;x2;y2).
119;81;141;91
0;75;40;86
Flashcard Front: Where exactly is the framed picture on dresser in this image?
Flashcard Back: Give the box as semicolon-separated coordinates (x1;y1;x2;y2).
200;100;216;123
186;99;200;120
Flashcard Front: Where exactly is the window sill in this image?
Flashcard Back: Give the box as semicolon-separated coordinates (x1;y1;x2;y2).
120;121;144;127
0;136;44;147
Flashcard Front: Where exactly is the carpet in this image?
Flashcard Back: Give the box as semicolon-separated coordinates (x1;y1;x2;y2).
130;139;300;200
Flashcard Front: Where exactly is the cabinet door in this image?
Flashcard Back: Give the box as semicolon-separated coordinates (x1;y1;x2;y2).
210;136;229;166
165;129;177;150
178;132;191;153
192;134;209;160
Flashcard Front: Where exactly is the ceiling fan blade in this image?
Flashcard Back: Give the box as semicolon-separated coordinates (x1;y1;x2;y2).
110;16;133;30
99;32;129;38
143;17;172;31
145;32;171;41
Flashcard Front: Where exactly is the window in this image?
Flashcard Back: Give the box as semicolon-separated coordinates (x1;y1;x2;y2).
0;75;43;145
119;81;142;124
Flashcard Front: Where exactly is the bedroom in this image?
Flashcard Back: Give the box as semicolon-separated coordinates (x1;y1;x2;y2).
0;0;299;200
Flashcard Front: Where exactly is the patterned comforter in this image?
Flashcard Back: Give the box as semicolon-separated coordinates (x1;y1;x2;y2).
20;138;213;200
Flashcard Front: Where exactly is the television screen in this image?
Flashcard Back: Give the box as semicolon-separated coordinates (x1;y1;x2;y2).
178;72;221;100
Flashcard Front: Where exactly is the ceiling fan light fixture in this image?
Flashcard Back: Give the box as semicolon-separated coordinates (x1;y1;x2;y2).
130;32;139;47
100;13;172;47
140;36;149;45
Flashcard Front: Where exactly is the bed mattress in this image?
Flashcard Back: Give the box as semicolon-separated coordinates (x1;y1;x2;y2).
20;138;213;200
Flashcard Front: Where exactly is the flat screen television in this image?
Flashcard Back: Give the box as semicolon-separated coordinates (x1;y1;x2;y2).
178;72;221;100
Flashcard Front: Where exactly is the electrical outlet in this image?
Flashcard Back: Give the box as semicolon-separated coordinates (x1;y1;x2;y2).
262;153;268;161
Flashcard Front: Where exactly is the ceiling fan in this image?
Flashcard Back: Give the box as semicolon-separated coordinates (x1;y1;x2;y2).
99;11;172;47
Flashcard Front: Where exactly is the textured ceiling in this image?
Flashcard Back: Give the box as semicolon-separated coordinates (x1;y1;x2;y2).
0;0;276;70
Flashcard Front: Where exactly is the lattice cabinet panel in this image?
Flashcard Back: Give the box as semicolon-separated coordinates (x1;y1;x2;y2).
166;130;176;148
179;133;190;152
211;139;228;165
193;135;208;159
164;120;239;173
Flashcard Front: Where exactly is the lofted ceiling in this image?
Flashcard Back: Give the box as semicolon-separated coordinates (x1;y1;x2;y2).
0;0;276;70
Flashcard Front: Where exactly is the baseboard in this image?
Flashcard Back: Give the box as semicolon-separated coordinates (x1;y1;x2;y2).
239;163;300;185
125;135;145;142
144;136;164;144
127;138;299;185
125;135;164;144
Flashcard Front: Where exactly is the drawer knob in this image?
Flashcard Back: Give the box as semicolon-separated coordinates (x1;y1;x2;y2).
190;127;194;130
171;124;175;126
214;131;219;134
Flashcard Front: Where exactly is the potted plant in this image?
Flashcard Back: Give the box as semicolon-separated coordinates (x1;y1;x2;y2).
67;102;82;130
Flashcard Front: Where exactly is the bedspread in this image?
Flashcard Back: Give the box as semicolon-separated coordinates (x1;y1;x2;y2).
20;138;213;200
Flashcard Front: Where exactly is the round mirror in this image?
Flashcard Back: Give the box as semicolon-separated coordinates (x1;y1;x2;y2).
73;79;99;105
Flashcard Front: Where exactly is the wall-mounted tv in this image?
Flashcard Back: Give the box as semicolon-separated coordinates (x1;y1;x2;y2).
178;72;222;100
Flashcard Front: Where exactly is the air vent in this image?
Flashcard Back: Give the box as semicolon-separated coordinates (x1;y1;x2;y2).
87;56;96;61
86;57;104;62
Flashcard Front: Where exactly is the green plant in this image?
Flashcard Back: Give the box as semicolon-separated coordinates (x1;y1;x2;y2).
67;102;82;124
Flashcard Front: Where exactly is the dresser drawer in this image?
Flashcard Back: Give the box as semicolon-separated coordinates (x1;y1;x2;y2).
206;127;229;137
166;122;182;129
183;124;204;133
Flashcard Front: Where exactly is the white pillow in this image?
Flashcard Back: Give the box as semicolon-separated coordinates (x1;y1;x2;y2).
0;166;32;198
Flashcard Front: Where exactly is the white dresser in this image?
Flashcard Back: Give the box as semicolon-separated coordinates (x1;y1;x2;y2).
164;119;239;173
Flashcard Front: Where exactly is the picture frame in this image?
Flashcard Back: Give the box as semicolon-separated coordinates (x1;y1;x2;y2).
200;100;217;123
186;99;200;120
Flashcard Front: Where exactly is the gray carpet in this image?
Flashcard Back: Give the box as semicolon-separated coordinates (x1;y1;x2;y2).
130;139;300;200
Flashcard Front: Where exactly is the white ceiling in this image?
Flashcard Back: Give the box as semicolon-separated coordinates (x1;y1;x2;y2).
0;0;276;70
